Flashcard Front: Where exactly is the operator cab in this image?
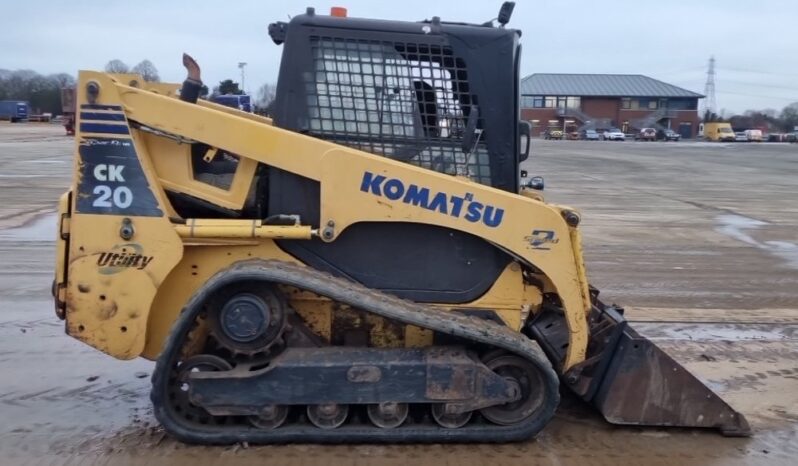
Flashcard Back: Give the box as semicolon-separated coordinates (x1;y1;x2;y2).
254;5;525;303
269;4;525;192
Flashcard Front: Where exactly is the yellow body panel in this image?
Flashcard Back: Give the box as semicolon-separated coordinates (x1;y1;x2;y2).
65;215;183;359
143;133;259;211
63;71;594;370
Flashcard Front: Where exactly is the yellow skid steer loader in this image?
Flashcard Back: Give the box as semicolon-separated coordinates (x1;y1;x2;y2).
52;3;749;443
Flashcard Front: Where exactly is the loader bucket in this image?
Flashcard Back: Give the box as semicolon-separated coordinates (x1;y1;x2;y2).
528;302;751;436
591;325;751;436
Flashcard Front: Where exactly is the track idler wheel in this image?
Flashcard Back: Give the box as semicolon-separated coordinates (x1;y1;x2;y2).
479;354;547;426
172;355;233;424
307;403;349;429
367;402;409;429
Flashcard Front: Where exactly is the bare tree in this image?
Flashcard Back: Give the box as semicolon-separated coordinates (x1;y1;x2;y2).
780;102;798;132
0;69;76;114
256;83;277;114
745;108;777;119
49;73;76;88
104;59;130;73
132;60;160;82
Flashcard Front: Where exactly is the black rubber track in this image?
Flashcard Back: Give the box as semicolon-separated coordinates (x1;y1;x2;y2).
150;259;560;444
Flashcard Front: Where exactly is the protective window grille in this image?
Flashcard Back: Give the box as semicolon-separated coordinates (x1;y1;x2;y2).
306;37;491;184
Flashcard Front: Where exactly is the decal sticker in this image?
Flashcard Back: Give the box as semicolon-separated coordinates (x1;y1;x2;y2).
97;243;153;275
359;171;504;228
525;230;559;250
76;138;162;216
79;105;129;134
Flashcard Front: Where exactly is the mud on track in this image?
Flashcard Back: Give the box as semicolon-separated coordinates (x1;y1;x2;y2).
0;125;796;465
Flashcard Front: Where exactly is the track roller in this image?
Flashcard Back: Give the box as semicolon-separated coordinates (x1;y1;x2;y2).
431;404;472;429
307;403;349;429
248;405;289;430
367;402;409;429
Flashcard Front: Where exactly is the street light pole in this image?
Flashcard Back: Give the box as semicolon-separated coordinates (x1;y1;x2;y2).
238;62;247;94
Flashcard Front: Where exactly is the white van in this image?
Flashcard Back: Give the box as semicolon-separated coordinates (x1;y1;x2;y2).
745;129;763;142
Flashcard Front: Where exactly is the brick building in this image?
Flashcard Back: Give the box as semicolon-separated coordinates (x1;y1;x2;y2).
520;74;704;138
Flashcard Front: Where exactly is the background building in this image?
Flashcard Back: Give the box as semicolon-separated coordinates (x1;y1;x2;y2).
520;74;704;138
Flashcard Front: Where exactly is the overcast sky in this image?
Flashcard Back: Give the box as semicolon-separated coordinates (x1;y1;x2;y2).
2;0;797;115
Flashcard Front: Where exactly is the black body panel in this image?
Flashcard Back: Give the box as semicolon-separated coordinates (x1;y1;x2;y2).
269;172;509;304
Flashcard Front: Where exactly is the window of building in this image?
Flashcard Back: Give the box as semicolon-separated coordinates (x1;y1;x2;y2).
668;99;698;110
544;96;556;108
521;96;535;108
521;95;549;109
556;97;567;109
566;96;581;109
628;98;659;110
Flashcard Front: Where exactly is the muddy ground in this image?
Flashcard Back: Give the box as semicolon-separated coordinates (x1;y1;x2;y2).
0;123;796;465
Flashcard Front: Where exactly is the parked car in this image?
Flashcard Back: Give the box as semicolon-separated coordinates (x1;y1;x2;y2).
656;129;681;141
634;128;657;141
745;129;763;142
543;129;563;140
580;129;600;140
734;132;748;142
603;128;625;141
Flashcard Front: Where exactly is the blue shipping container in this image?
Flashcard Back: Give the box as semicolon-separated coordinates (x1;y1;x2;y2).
0;100;29;122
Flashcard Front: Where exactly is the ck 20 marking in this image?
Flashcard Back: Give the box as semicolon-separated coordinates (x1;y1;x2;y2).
359;171;505;228
92;163;133;209
76;137;162;216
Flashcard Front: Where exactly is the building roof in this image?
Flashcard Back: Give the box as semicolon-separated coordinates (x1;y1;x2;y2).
520;73;704;98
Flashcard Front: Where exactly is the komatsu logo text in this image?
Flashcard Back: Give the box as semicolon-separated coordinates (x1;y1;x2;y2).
360;171;504;228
